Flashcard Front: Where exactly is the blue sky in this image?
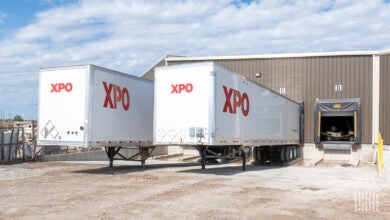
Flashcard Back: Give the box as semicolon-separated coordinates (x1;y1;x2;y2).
0;0;47;30
0;1;75;32
0;0;390;119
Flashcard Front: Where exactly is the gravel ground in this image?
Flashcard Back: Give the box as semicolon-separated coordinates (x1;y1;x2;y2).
0;160;389;219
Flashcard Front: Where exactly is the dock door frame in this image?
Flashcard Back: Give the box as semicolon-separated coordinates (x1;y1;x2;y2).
314;98;362;144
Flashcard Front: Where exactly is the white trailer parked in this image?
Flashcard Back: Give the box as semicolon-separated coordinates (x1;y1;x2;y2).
38;65;154;167
154;62;303;169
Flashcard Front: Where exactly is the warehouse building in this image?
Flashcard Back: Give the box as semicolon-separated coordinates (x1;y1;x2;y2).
142;49;390;162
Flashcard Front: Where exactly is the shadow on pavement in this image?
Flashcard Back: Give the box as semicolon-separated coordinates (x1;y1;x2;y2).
177;163;286;176
72;160;286;176
72;161;200;175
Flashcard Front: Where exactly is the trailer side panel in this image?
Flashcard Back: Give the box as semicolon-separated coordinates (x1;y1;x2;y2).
214;65;300;145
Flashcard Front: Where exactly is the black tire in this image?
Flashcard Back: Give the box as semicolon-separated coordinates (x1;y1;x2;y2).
285;147;292;162
292;146;297;160
280;148;286;162
256;148;262;163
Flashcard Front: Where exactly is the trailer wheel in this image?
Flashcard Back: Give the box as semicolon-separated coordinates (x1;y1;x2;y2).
280;148;286;162
292;146;297;160
285;147;292;162
256;148;262;163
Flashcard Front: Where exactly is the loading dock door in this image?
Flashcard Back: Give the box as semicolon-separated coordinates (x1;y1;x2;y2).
314;98;361;144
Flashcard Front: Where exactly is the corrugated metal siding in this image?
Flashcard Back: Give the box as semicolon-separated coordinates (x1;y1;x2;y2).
380;54;390;144
168;56;373;144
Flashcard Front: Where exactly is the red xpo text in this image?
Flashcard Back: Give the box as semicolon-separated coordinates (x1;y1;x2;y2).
103;81;130;111
51;83;73;93
222;85;250;116
171;83;193;94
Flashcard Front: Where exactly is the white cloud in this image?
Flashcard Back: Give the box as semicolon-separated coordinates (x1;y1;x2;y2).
0;12;6;24
1;0;390;116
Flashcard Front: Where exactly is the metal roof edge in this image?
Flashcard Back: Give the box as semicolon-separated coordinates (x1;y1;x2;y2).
140;55;185;77
165;49;390;62
376;49;390;55
140;55;167;77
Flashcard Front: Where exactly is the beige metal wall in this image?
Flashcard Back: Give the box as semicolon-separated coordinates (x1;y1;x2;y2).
380;54;390;144
167;56;373;144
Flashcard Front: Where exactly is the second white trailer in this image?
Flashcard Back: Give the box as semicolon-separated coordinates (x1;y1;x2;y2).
154;62;302;169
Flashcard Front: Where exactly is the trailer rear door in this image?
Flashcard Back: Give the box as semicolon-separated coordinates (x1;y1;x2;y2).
154;64;212;145
38;66;88;146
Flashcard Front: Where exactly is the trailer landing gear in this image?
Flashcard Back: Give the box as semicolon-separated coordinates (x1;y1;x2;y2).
106;147;119;168
104;146;155;169
241;149;246;171
200;147;206;170
195;146;250;171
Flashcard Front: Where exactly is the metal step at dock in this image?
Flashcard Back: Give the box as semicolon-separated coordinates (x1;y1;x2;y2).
320;142;360;166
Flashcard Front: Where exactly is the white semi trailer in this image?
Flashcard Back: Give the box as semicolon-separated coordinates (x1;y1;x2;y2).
154;62;303;170
38;65;154;167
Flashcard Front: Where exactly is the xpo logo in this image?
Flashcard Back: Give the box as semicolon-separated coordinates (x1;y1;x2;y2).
103;81;130;111
171;83;193;94
222;85;250;116
51;83;73;93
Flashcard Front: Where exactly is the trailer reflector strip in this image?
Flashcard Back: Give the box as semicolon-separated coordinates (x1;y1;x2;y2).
93;141;151;145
